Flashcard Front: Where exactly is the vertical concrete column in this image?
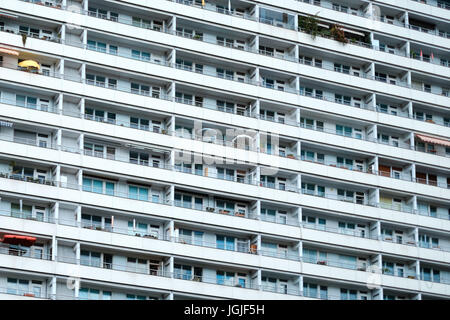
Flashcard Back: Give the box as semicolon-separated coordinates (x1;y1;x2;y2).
294;45;299;62
57;129;62;150
82;29;87;46
83;0;89;12
78;133;84;151
256;234;262;255
58;93;63;114
254;4;259;21
412;195;418;214
53;201;59;224
255;131;261;152
74;279;80;299
52;236;58;261
367;2;373;19
169;220;175;242
76;205;82;226
415;260;420;279
256;199;261;220
405;41;410;58
80;98;85;116
413;227;419;246
254;99;260;118
376;221;382;240
257;269;262;291
168;256;174;278
51;276;57;299
80;63;86;83
58;59;65;78
372;155;379;175
171;49;177;68
170;115;176;136
407;71;412;87
254;67;260;85
298;275;303;297
60;24;66;42
298;239;303;261
55;164;61;185
171;16;177;33
297;207;302;227
75;242;80;265
255;166;261;187
170;185;175;205
377;253;383;271
376;288;384;300
407;101;413;118
409;132;415;150
77;169;83;190
409;162;416;181
372;93;377;110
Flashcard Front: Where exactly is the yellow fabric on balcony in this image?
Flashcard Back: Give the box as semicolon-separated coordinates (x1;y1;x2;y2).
18;60;40;69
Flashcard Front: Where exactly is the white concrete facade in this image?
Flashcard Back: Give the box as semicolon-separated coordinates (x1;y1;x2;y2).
0;0;448;300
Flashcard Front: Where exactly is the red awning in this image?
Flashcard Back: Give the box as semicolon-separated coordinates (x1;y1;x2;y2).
416;134;450;147
1;235;36;246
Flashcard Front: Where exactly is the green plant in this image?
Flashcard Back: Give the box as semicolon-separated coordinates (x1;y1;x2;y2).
21;34;27;46
298;13;320;39
330;24;348;44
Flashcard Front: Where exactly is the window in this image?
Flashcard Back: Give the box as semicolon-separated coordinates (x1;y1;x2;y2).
126;294;147;300
216;271;234;286
80;250;101;267
132;49;150;61
303;283;318;298
175;193;193;209
216;235;235;251
340;288;357;300
174;264;192;280
128;185;149;201
82;178;114;195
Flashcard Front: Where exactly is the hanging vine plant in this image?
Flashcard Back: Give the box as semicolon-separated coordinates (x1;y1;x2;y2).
330;24;348;44
22;33;27;46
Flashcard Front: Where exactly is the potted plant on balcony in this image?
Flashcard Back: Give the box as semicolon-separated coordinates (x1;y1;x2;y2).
330;24;348;44
298;13;320;40
22;34;27;46
287;154;295;159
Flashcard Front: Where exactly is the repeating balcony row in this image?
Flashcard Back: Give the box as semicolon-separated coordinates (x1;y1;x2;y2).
3;173;450;263
2;198;450;272
1;219;449;298
1;135;449;238
2;91;449;196
2;24;450;132
161;0;450;42
2;21;449;111
2;111;450;220
9;0;450;87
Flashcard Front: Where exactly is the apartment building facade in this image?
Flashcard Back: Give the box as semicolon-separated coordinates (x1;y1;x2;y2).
0;0;449;300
